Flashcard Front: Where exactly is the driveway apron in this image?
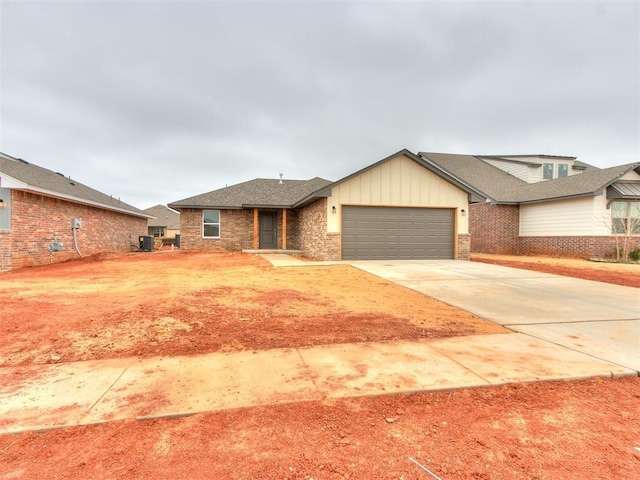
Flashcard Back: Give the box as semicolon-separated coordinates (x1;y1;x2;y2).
351;260;640;372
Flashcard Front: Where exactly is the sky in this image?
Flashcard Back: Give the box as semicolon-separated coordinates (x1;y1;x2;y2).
1;0;638;210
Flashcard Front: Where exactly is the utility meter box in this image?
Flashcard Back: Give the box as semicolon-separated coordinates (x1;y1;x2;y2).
72;218;82;229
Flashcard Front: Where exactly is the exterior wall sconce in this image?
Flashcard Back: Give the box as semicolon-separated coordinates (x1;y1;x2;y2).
0;199;4;209
332;206;337;213
461;209;466;216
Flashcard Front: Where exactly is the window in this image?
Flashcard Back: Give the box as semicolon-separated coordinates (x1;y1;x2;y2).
152;226;165;237
611;200;640;234
543;163;554;180
0;188;11;231
203;210;220;237
558;164;568;178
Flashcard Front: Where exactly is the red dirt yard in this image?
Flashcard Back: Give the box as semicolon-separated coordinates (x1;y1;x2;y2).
1;252;638;479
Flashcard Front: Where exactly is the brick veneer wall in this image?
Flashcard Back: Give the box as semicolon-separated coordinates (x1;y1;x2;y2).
519;235;640;259
179;208;255;251
284;209;300;250
457;234;471;260
297;198;341;260
470;202;640;258
179;208;302;252
0;190;147;271
469;203;520;254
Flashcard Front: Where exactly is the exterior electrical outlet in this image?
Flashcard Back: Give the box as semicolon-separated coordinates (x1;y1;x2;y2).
72;218;82;229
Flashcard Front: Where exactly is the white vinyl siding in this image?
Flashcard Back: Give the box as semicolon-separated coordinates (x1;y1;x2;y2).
520;196;610;236
491;156;583;183
482;159;532;182
326;154;469;234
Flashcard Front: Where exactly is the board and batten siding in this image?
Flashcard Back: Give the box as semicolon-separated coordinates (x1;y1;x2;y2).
325;154;469;234
520;196;610;236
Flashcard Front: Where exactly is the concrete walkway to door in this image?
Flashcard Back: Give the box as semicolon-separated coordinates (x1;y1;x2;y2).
350;260;640;372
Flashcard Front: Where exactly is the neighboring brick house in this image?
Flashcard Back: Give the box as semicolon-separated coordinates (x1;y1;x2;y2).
0;152;150;271
143;204;180;239
419;152;640;258
168;149;484;261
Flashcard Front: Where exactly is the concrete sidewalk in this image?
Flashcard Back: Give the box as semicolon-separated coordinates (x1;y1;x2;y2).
3;255;638;435
1;334;635;435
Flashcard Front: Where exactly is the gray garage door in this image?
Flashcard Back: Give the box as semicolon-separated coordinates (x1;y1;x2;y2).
342;206;454;260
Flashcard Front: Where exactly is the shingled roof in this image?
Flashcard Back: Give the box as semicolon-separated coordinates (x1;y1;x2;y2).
0;152;149;218
419;152;526;203
419;152;640;205
169;177;332;209
143;204;180;229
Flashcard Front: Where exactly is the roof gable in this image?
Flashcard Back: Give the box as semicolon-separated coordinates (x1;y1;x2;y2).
143;204;181;229
315;149;487;203
0;152;148;218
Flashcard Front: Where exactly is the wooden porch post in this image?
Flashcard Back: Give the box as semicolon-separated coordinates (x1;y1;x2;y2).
253;208;259;249
282;208;287;250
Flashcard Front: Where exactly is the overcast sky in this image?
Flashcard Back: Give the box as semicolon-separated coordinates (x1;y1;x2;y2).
1;0;638;209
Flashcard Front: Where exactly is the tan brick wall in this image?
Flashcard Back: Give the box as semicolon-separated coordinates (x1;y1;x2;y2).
284;209;300;250
0;190;147;271
297;199;340;260
457;234;471;260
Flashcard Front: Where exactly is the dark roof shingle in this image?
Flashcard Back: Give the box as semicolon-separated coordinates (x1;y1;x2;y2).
143;204;180;229
169;177;332;209
0;152;147;217
419;152;640;204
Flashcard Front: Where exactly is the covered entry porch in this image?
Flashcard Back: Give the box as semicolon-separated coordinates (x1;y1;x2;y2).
246;207;298;251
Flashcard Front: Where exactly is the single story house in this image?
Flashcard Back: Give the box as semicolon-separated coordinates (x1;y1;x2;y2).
143;204;180;239
0;152;150;271
168;149;485;261
418;152;640;258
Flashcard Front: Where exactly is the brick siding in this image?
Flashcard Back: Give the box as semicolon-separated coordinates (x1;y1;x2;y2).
297;199;340;260
0;190;147;271
179;208;302;252
519;236;640;259
457;234;470;260
470;202;640;259
174;200;472;261
469;203;519;254
179;208;254;251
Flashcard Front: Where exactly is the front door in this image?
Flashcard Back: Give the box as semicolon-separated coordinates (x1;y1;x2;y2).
259;212;277;249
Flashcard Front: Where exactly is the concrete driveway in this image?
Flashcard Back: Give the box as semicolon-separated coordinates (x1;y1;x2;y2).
351;260;640;372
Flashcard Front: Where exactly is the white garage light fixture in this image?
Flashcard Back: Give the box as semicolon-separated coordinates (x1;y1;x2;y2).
332;206;337;213
461;209;466;216
0;199;5;209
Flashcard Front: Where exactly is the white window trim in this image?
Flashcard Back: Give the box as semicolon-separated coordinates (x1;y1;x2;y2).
611;200;640;235
202;209;221;238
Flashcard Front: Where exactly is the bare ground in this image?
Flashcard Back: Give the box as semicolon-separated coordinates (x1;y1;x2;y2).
1;252;638;479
